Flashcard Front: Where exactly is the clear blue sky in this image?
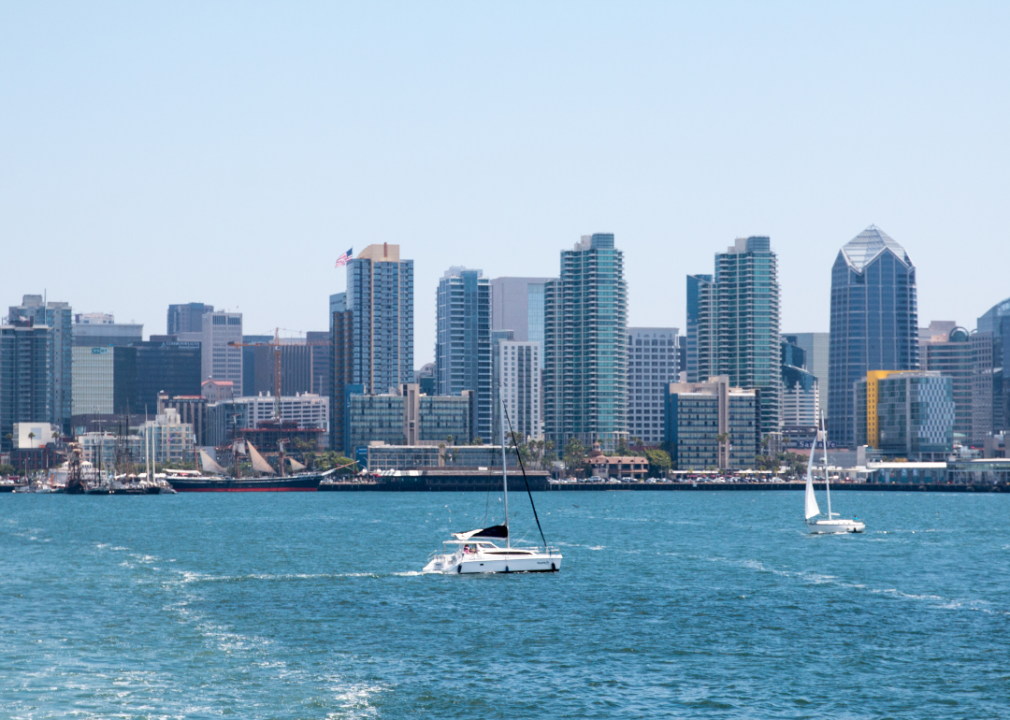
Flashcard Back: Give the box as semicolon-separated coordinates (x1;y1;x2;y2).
3;2;1008;366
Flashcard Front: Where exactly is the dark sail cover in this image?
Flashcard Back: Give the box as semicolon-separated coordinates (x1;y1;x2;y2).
465;524;509;539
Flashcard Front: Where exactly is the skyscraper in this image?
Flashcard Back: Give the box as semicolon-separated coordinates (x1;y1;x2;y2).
346;243;414;394
973;297;1010;440
627;327;679;446
921;326;973;444
494;339;541;440
8;295;72;434
200;312;243;387
687;237;781;441
490;277;552;347
544;233;628;451
788;332;830;416
435;267;491;441
167;303;214;335
828;226;919;447
0;320;52;452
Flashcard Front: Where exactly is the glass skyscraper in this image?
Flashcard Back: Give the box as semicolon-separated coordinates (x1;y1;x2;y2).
687;237;781;441
435;267;491;441
544;233;628;452
8;295;72;434
828;226;919;447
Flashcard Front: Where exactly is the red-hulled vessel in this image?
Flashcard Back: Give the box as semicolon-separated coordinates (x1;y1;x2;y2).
164;469;326;492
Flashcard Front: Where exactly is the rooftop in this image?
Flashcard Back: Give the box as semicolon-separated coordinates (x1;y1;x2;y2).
840;225;912;271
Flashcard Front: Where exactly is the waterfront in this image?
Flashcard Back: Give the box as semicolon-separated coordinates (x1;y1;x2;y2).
2;491;1008;718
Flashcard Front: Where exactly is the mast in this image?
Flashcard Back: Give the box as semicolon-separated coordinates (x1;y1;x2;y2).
821;411;833;518
500;398;509;548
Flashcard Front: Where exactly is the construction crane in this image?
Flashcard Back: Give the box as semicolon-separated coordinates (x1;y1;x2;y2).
228;328;329;419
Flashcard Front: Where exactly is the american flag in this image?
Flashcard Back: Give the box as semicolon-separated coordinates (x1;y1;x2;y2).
335;248;353;268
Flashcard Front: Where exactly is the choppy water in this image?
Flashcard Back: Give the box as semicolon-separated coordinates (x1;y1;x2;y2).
2;490;1008;718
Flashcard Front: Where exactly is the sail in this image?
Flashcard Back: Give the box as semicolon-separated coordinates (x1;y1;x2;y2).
452;524;509;540
246;443;275;475
199;449;228;475
804;431;821;520
287;457;306;472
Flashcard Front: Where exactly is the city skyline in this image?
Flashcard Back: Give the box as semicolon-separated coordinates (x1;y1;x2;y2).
4;4;1009;364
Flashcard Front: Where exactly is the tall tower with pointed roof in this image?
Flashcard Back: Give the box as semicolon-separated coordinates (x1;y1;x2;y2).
828;225;919;446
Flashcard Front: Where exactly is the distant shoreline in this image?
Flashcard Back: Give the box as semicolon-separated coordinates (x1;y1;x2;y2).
319;480;1009;493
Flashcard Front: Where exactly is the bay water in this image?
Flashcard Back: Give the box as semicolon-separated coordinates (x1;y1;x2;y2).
2;490;1007;718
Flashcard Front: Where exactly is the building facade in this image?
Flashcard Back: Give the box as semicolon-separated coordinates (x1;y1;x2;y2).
664;376;757;471
855;371;954;458
788;332;829;417
781;336;819;427
344;386;472;457
8;296;72;433
974;298;1010;441
72;346;115;416
199;312;243;387
494;340;541;441
828;226;919;447
544;234;628;452
0;322;52;452
167;303;214;335
921;326;973;444
489;276;551;351
435;267;491;441
687;237;781;441
139;408;196;465
627;327;679;446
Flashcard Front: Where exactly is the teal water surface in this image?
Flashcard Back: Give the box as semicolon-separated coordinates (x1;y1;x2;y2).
2;491;1008;718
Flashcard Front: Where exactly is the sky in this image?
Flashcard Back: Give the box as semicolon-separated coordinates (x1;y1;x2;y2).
2;1;1008;366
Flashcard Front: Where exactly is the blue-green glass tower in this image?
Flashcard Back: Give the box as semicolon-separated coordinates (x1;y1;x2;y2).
544;234;628;452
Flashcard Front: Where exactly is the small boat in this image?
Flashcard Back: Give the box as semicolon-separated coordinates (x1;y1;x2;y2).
424;400;561;574
805;414;865;534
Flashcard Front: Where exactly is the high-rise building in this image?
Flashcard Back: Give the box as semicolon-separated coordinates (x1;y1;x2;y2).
828;226;919;447
664;376;757;471
167;303;214;335
973;298;1010;441
627;328;679;446
199;312;243;387
855;371;954;458
494;339;541;441
329;293;353;452
72;314;143;347
306;331;331;397
490;277;551;357
8;296;72;433
0;321;52;452
780;336;819;427
788;332;829;416
344;244;414;394
921;326;973;444
544;233;628;452
132;340;202;414
71;346;114;416
435;267;491;441
687;236;781;442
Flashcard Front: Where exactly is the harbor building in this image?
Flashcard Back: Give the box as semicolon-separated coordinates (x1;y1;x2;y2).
828;226;919;447
167;303;214;335
8;296;73;434
921;325;973;444
686;237;781;443
781;336;819;427
787;332;829;416
544;233;628;452
367;444;518;471
855;370;954;459
627;327;679;446
0;321;52;452
435;267;492;442
663;376;757;471
493;338;541;440
490;277;552;361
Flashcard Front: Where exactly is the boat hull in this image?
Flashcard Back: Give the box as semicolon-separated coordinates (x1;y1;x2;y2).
807;518;865;534
166;474;323;492
425;552;562;574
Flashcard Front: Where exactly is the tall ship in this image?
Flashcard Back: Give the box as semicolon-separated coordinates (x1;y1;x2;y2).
164;442;331;492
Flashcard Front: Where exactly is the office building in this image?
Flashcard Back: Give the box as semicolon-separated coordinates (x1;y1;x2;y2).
344;385;471;457
544;234;628;451
199;311;243;387
244;342;314;397
828;226;919;447
231;393;330;435
167;303;214;335
0;321;52;452
855;371;954;458
781;336;819;427
78;431;142;469
435;267;491;441
329;293;353;452
240;335;273;396
367;444;517;471
788;332;829;416
306;331;331;397
490;277;551;356
627;327;679;446
687;237;781;441
9;296;72;433
494;339;541;441
416;363;436;395
345;243;414;393
72;314;143;347
664;376;757;471
134;340;202;414
921;326;973;444
974;298;1010;441
72;346;115;416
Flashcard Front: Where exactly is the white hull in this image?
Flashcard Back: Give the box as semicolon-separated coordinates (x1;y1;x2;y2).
425;550;561;574
807;518;865;534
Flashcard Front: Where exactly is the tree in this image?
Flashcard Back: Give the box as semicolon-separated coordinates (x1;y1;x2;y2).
563;437;586;474
644;449;672;477
471;436;483;446
0;464;16;477
615;437;630;457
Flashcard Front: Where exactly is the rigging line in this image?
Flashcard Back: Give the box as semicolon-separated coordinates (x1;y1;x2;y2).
501;401;548;553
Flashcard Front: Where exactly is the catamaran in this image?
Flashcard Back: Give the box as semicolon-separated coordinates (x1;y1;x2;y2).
423;401;561;574
805;415;865;534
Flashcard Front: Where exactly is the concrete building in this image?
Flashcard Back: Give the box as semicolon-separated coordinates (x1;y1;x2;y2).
828;226;919;447
0;321;52;452
664;376;758;471
855;370;954;458
232;393;330;435
202;380;235;403
788;332;829;416
139;408;196;465
367;444;517;470
167;303;214;335
544;234;628;452
72;315;143;347
494;339;541;441
158;394;209;447
329;293;353;451
921;325;973;444
627;327;679;446
687;237;781;441
72;346;115;416
78;431;142;469
435;267;492;441
198;311;243;387
490;276;551;355
244;342;315;397
9;296;72;433
781;336;819;427
344;385;471;457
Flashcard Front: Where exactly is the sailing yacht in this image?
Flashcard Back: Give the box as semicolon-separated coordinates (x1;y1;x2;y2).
805;416;865;534
423;401;562;574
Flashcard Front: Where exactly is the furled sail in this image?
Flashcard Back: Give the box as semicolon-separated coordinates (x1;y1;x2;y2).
246;442;275;475
452;524;509;541
199;449;227;475
287;457;306;472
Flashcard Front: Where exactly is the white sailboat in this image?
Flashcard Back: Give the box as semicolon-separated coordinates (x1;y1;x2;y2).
805;415;864;534
423;400;562;574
